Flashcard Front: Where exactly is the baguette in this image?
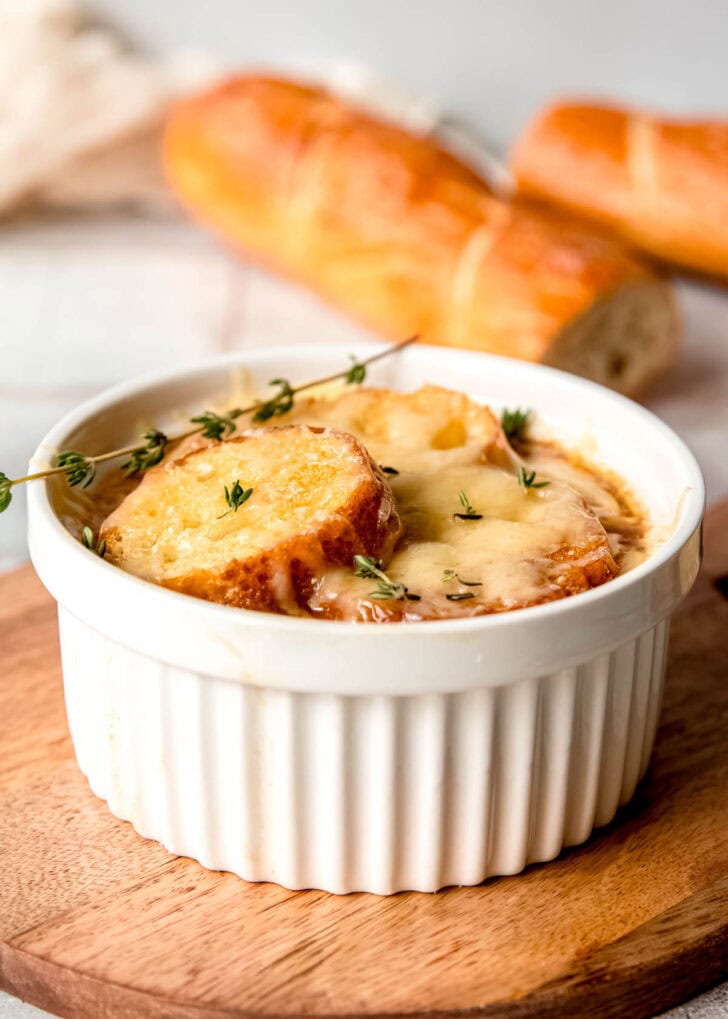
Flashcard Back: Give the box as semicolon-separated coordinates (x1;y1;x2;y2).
163;75;679;397
511;100;728;282
100;425;402;613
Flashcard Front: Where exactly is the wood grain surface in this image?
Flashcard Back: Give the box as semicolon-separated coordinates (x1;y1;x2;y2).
0;503;727;1019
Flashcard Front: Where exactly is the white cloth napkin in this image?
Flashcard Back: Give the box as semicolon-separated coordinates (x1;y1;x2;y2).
0;0;220;213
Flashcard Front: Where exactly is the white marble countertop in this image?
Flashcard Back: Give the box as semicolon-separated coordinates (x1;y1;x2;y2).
1;211;727;1018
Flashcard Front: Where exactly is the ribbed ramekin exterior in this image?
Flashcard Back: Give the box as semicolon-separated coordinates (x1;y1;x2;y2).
58;607;669;894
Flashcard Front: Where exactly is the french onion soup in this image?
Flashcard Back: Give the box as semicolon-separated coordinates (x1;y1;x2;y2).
62;385;648;622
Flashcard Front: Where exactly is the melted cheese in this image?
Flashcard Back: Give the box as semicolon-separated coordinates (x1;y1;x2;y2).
67;383;648;623
280;387;642;621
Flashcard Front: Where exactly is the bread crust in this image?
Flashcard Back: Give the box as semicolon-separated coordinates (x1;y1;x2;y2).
511;100;728;282
163;75;678;396
100;425;402;613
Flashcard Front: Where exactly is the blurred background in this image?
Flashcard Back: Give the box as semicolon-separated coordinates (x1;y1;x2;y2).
104;0;728;146
1;3;727;1018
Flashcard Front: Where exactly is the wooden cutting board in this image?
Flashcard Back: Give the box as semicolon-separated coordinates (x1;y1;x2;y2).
1;503;727;1019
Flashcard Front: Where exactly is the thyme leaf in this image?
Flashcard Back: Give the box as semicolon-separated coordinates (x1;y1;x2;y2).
353;554;421;601
252;378;295;423
345;355;367;385
81;525;106;558
0;473;12;513
501;407;530;442
454;490;483;520
518;466;550;491
121;430;168;476
442;569;482;587
190;410;237;441
353;554;383;581
57;451;96;488
218;480;253;518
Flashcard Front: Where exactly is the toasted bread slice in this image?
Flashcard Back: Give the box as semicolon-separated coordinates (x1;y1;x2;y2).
285;385;507;470
100;425;402;613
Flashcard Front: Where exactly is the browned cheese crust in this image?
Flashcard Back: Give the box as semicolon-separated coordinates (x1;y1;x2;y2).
312;533;617;623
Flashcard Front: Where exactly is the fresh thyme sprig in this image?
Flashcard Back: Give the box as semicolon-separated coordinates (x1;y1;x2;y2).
190;410;237;441
252;379;295;423
518;466;550;491
442;569;482;587
81;526;106;558
57;451;96;488
121;429;168;476
0;336;417;515
501;407;530;442
454;490;483;521
254;349;367;422
353;554;421;602
218;480;253;518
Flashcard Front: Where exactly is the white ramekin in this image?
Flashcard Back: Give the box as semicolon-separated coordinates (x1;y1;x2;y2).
27;344;704;894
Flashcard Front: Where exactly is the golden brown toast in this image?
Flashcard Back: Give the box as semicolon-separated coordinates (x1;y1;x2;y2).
284;384;513;470
100;425;402;613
